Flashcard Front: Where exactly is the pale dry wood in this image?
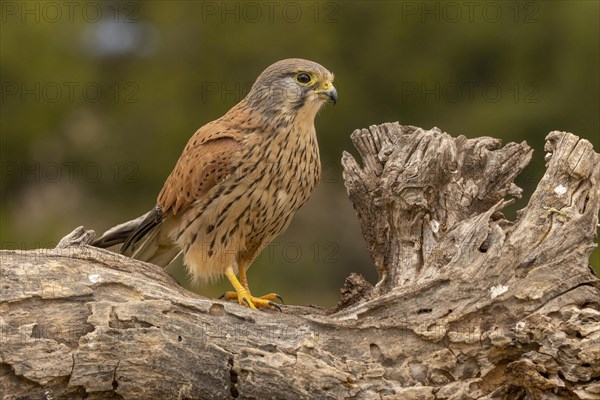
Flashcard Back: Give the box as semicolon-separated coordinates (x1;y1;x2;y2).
1;123;598;400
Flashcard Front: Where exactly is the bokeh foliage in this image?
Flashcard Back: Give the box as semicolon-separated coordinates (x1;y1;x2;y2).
1;1;598;307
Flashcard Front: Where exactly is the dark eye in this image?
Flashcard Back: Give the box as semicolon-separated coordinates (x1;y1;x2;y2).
296;73;312;84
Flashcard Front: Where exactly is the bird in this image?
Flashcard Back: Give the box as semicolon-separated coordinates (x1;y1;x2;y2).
92;58;337;310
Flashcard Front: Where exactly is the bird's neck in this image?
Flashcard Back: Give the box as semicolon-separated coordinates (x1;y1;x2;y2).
225;99;322;135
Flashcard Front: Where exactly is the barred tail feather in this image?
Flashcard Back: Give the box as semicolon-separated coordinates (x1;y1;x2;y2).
92;205;180;268
92;211;152;249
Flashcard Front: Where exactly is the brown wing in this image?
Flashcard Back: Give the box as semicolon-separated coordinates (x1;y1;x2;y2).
158;119;244;216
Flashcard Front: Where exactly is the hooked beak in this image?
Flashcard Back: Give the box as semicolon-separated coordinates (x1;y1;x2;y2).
326;86;338;105
318;82;338;105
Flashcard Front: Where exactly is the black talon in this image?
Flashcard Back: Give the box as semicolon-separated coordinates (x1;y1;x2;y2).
275;294;284;304
269;301;283;312
218;292;226;299
242;297;251;307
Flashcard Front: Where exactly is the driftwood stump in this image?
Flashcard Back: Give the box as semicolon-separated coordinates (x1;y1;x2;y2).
1;123;598;399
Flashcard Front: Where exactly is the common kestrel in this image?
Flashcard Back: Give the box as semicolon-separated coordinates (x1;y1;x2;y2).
93;58;337;310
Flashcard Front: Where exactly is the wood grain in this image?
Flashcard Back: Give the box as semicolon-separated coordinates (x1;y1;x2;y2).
1;124;598;399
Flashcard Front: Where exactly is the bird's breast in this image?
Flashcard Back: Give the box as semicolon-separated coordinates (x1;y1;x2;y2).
232;124;321;239
182;123;321;264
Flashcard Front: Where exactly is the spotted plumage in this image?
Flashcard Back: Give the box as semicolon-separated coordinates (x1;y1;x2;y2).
93;59;336;310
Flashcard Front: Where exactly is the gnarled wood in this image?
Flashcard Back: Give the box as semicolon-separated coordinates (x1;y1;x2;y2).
1;123;598;399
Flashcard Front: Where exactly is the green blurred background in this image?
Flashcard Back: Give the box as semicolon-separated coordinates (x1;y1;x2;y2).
1;1;598;307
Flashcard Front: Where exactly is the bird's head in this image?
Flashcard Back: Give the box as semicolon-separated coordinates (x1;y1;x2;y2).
245;58;337;122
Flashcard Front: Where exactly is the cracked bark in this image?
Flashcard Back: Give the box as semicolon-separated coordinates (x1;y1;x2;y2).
1;123;599;399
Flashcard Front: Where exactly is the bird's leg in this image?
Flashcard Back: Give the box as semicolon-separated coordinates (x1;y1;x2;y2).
238;265;250;291
221;265;282;311
220;267;250;301
224;265;256;309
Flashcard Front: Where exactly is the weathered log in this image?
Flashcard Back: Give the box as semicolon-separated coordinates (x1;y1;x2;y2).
1;123;598;399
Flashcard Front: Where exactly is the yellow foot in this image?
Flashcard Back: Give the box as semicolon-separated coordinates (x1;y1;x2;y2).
219;291;283;311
